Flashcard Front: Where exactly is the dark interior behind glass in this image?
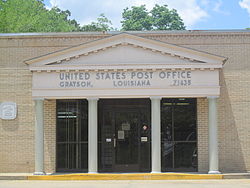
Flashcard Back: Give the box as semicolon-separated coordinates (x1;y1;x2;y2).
161;98;197;172
56;99;88;172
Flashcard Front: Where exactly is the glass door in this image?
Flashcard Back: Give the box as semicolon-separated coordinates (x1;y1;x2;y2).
114;110;140;172
98;99;151;172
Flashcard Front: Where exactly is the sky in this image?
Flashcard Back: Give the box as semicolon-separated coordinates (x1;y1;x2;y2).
44;0;250;30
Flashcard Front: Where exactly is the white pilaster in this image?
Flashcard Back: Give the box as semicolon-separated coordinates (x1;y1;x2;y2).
208;96;221;174
87;98;99;173
150;96;162;173
34;98;45;175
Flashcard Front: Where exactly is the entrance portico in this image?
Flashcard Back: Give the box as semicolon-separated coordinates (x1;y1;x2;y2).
25;33;226;174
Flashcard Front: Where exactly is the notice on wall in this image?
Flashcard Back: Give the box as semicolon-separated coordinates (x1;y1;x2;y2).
118;131;125;140
0;102;17;120
122;122;130;131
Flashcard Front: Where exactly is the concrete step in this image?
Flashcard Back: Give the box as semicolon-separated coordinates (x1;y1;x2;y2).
27;173;223;180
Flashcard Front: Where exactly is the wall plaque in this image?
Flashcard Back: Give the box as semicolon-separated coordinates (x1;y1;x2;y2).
0;102;17;120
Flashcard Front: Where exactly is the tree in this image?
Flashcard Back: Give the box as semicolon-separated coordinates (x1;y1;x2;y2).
0;0;80;32
121;4;185;31
151;4;185;30
0;1;185;33
121;5;153;31
80;14;114;32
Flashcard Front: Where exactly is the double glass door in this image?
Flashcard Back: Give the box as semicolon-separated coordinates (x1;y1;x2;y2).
99;99;151;172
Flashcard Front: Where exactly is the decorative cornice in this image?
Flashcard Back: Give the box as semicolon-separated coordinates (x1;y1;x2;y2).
23;33;227;72
1;30;250;38
32;67;220;73
2;31;250;49
46;41;204;66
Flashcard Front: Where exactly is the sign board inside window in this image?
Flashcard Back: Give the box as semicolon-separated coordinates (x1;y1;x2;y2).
122;122;130;130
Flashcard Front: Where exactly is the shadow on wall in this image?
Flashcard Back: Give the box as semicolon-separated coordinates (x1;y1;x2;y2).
219;70;247;173
0;103;35;173
1;117;20;132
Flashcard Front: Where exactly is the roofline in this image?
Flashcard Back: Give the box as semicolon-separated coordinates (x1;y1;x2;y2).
24;32;227;65
1;29;250;38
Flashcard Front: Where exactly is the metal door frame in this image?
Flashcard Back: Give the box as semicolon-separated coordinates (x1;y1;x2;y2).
99;99;151;172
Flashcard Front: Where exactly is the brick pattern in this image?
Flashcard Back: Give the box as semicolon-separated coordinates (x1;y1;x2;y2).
0;32;250;173
0;69;34;173
44;100;56;173
197;98;209;173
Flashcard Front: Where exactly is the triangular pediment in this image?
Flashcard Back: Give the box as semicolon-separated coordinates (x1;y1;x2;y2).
25;33;227;71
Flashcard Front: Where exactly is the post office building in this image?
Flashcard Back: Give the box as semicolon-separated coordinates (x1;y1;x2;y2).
0;30;250;174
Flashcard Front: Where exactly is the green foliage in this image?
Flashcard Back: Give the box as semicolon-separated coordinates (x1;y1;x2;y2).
0;1;185;33
121;5;153;31
151;4;185;30
121;4;185;31
0;0;80;32
80;13;114;32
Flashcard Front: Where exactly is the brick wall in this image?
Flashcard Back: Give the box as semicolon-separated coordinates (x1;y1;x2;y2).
0;69;34;172
44;99;56;173
197;98;208;172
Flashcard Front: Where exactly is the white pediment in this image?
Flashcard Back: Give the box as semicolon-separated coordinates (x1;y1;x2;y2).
25;33;227;71
49;45;193;65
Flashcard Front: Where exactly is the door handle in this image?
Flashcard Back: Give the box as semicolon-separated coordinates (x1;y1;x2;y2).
114;138;116;148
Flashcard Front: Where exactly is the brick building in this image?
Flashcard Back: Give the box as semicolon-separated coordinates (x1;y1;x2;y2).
0;30;249;174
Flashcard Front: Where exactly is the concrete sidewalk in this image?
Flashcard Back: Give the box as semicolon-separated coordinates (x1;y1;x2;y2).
1;180;250;188
0;173;31;180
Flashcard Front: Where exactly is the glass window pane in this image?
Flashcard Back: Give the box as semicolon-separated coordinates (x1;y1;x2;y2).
173;99;196;141
115;111;139;165
57;119;67;142
56;144;67;169
174;142;197;172
161;141;174;172
161;98;197;172
161;99;173;142
80;100;88;142
56;100;88;172
80;143;88;170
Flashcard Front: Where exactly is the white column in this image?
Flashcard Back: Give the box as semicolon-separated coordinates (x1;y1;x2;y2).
87;98;99;173
208;96;220;174
150;96;162;173
34;99;45;175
